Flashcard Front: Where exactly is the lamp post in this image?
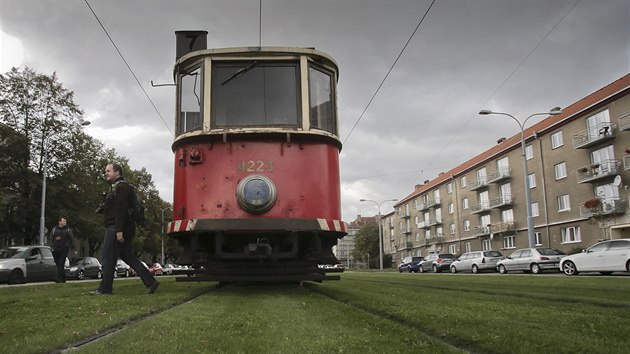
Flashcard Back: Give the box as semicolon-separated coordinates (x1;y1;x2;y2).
360;198;398;270
160;207;172;265
39;120;91;245
478;107;562;248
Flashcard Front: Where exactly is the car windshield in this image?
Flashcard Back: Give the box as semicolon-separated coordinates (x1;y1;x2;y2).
484;251;502;257
538;248;565;255
411;257;423;262
70;258;86;266
439;254;456;259
0;247;28;259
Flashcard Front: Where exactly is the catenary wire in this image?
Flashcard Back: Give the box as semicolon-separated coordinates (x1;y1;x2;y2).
342;0;436;146
84;0;173;135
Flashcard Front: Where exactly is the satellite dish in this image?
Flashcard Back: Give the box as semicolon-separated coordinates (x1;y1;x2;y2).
613;175;622;186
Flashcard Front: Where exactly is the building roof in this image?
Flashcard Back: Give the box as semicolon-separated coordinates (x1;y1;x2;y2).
396;73;630;207
347;215;377;228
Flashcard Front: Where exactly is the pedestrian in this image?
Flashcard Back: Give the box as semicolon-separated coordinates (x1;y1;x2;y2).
92;162;159;295
50;216;74;283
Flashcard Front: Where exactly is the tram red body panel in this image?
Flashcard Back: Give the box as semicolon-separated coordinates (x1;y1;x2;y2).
172;139;341;221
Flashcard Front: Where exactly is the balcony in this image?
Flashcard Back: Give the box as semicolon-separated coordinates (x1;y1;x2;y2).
417;221;428;229
406;241;413;250
469;177;489;191
402;228;412;235
429;236;445;244
427;217;442;226
576;159;620;184
471;201;491;214
579;199;625;218
491;221;516;234
572;122;616;149
619;110;630;131
489;194;513;209
426;197;441;209
487;167;511;183
471;225;491;237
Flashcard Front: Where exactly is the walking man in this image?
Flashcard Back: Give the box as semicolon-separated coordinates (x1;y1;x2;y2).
51;217;74;283
93;162;159;295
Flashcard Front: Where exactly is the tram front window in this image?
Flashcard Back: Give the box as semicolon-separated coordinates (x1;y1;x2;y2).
308;66;336;135
212;62;300;127
178;67;202;134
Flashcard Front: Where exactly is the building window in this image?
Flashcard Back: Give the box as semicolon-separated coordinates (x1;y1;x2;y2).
531;202;539;217
464;219;470;231
558;194;570;212
461;176;467;188
551;131;563;149
462;198;469;209
561;226;581;243
447;182;453;194
465;242;472;253
450;223;455;234
525;145;534;160
415;232;420;241
425;230;431;239
535;232;542;246
503;235;515;249
528;173;536;188
482;239;492;251
554;162;567;180
448;203;454;214
448;244;457;254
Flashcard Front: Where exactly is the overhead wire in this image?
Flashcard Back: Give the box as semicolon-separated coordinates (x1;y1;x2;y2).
84;0;173;135
342;0;436;145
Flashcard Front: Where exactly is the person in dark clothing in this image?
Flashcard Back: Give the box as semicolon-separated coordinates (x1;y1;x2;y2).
50;217;74;283
92;162;159;295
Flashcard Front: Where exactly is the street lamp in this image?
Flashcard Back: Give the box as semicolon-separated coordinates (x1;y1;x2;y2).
160;207;172;264
478;107;562;248
360;198;398;270
39;120;91;245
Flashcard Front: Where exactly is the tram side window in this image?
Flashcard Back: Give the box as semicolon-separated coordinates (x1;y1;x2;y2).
212;62;300;127
178;67;202;135
308;66;336;135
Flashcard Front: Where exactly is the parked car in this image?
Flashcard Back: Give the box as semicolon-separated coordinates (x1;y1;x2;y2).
65;257;103;280
398;256;424;273
148;263;163;276
162;263;179;275
559;238;630;276
0;245;57;284
450;250;503;273
418;253;456;273
496;247;566;274
115;259;130;278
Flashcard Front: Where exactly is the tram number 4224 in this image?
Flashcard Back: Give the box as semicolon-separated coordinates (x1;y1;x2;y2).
237;160;274;173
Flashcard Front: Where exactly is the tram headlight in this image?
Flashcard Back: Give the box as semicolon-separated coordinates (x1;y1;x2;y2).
236;175;277;214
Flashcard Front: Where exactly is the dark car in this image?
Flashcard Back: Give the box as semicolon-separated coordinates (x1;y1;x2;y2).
0;245;57;284
398;256;424;273
65;257;103;280
418;253;456;273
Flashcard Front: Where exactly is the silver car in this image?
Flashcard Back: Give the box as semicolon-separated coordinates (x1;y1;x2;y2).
559;238;630;276
450;250;503;274
496;247;566;274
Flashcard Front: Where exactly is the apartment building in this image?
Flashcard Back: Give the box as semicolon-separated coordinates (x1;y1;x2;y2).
385;74;630;265
334;214;377;268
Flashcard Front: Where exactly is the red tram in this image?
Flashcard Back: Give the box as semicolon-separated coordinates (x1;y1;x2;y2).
167;31;347;282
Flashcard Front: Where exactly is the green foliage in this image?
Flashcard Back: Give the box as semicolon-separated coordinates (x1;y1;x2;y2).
352;224;380;268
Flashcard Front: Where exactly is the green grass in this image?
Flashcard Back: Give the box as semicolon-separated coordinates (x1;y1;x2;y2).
0;273;629;353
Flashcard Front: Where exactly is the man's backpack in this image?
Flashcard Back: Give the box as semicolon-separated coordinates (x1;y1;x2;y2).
113;181;146;226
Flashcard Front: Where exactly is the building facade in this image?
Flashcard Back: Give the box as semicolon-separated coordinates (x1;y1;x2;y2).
385;74;630;266
335;214;376;268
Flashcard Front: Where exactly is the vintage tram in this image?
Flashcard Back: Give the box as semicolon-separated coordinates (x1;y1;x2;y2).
167;31;347;282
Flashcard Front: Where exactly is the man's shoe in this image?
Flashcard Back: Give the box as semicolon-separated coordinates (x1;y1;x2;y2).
146;281;160;295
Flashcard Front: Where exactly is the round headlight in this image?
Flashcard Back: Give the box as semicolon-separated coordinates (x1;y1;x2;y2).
236;175;277;214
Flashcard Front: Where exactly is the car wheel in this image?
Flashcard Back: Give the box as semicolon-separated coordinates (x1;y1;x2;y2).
472;265;479;274
498;265;507;274
450;266;457;274
96;270;103;279
77;270;85;280
531;264;541;274
562;261;578;276
432;265;439;273
398;268;402;273
408;267;413;273
8;269;24;284
626;260;630;273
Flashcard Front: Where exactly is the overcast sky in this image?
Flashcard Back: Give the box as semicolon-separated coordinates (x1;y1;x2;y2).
1;0;628;222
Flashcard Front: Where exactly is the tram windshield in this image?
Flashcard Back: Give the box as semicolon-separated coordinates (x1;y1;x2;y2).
212;61;300;128
178;66;202;135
